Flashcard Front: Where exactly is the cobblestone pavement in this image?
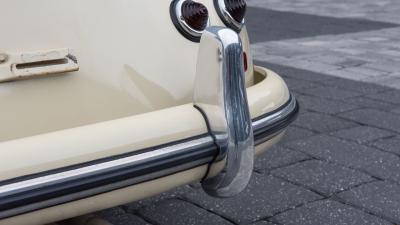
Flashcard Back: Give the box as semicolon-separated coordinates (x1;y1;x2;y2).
71;2;400;225
248;0;400;89
247;0;400;23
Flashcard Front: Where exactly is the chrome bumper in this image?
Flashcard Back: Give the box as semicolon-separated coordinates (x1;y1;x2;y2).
0;95;298;219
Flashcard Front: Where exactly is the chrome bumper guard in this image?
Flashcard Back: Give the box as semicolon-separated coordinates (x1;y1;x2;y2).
194;27;255;197
0;27;299;219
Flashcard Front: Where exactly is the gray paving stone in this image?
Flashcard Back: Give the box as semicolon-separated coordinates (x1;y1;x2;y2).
305;54;347;65
254;44;312;58
338;109;400;133
248;0;400;24
317;77;388;95
333;47;365;56
246;7;398;43
371;137;400;155
285;135;400;183
366;90;400;105
391;72;400;78
254;61;336;83
343;96;397;111
361;76;400;90
138;199;233;225
282;77;319;91
272;160;374;195
380;77;400;89
297;95;359;115
391;107;400;114
323;68;374;81
248;0;400;89
330;126;394;144
335;58;368;68
251;221;276;225
287;60;342;74
357;52;400;65
97;207;150;225
345;66;390;78
124;186;190;212
378;49;400;57
361;74;394;83
297;86;363;100
283;126;316;142
338;181;400;224
254;145;311;172
182;174;322;224
294;112;358;133
272;200;392;225
365;62;400;73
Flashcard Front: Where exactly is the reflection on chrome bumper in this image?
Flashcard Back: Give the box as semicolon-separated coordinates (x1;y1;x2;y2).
0;95;298;219
194;27;255;198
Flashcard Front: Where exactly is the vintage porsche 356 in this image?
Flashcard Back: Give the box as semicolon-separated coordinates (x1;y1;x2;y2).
0;0;298;224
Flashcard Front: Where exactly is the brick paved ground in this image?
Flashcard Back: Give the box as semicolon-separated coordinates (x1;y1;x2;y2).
90;1;400;225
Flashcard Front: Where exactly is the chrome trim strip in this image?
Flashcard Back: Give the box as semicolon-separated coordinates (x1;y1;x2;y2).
0;136;217;219
0;137;213;196
253;94;299;145
253;95;298;131
214;0;245;31
170;0;210;41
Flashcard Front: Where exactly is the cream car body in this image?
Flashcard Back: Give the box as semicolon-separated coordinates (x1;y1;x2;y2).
0;1;298;224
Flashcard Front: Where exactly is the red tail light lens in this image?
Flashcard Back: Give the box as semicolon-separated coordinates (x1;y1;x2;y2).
170;0;210;42
225;0;247;24
182;1;209;31
214;0;247;32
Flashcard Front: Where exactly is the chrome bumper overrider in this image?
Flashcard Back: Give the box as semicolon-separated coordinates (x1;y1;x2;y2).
0;27;299;219
194;27;255;197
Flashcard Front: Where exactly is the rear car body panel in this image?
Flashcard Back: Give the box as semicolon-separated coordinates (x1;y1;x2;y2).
0;0;255;143
0;1;297;224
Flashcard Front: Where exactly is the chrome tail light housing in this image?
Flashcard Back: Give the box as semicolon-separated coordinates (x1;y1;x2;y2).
170;0;210;42
214;0;247;32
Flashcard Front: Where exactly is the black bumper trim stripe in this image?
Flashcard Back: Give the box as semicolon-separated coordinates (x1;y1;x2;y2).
0;134;212;187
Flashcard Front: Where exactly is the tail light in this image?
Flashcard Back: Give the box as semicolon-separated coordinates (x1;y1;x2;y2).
170;0;210;42
214;0;247;32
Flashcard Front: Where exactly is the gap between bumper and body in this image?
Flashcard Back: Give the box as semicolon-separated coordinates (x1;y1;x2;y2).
0;94;299;219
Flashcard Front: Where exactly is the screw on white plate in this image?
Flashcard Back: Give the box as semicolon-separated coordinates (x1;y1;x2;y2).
0;54;8;64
